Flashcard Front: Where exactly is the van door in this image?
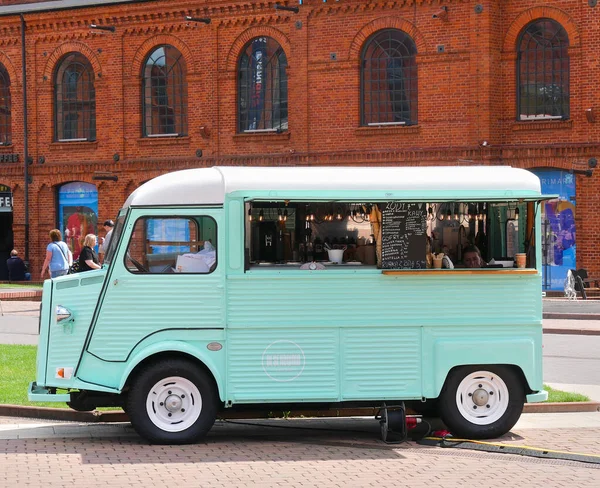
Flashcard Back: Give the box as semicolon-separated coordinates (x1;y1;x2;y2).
85;209;224;364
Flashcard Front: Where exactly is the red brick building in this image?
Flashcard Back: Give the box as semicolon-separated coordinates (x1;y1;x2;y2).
0;0;598;285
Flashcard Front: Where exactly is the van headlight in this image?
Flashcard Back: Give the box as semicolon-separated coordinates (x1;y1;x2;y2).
55;305;73;324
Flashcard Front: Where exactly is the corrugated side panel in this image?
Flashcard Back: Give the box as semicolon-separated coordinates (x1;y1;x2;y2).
46;274;105;388
226;272;541;403
88;275;224;361
227;328;338;402
227;272;541;327
341;328;421;400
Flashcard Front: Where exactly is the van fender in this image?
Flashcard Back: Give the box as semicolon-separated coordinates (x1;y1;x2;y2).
422;338;541;399
118;341;225;402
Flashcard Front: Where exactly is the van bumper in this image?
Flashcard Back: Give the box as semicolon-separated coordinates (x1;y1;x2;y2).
28;381;71;403
526;390;549;403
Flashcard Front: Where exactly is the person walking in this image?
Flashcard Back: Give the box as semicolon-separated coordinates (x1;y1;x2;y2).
40;229;72;278
79;234;101;272
99;219;114;262
6;249;31;281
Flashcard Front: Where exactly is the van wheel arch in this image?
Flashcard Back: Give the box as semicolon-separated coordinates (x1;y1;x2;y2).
124;352;221;401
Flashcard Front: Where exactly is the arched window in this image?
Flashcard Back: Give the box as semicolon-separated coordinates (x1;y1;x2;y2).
54;53;96;141
517;19;569;120
361;29;417;126
0;63;12;145
238;37;288;132
142;45;187;137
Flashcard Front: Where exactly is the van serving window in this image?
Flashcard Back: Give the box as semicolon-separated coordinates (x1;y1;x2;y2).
246;200;536;270
125;216;217;274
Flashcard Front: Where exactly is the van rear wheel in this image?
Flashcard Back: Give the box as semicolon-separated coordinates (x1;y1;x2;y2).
439;365;524;439
127;359;217;444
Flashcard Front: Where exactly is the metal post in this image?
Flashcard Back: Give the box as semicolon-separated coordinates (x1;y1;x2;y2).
20;14;30;264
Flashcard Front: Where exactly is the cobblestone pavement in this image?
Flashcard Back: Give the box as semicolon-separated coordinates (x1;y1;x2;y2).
0;415;598;487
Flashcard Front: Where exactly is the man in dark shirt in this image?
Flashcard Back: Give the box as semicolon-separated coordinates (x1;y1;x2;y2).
6;249;31;281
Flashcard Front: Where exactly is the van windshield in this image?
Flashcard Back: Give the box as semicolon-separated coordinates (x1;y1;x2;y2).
103;213;126;266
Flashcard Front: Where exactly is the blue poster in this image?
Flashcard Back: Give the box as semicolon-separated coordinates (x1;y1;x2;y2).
58;182;98;260
146;218;190;254
531;169;576;291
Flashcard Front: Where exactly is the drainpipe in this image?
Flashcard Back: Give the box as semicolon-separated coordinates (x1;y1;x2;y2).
20;14;30;264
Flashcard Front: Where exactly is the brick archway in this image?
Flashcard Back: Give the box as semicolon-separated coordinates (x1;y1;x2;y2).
504;6;581;52
43;41;102;81
129;35;195;79
349;16;428;61
225;26;291;72
0;52;20;86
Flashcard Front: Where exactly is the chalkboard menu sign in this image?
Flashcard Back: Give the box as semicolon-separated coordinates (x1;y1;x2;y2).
380;202;427;269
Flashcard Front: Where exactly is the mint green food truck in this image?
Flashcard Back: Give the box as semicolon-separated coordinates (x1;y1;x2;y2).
29;166;549;444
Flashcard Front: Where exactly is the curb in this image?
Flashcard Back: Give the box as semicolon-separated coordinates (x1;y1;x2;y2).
543;312;600;321
0;290;43;302
522;401;600;413
543;328;600;336
1;402;599;423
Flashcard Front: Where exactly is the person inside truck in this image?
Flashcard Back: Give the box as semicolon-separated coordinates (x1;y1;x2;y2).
462;245;486;268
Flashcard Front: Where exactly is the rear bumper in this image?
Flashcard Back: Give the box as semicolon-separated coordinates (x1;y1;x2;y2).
28;381;70;403
526;390;549;403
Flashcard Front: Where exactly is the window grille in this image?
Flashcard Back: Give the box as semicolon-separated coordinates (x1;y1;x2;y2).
54;53;96;141
517;19;569;120
142;45;188;137
238;37;288;132
0;64;11;145
361;29;418;126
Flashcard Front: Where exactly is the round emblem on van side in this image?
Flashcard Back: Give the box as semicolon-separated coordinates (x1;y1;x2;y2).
262;340;305;382
207;342;222;351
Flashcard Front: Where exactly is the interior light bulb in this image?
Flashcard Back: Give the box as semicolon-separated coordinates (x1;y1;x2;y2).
259;210;264;222
248;208;253;221
515;207;520;220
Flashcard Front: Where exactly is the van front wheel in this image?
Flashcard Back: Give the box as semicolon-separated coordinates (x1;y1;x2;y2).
127;359;217;444
439;366;524;439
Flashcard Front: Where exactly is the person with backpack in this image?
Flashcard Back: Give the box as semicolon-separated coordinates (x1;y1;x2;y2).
40;229;72;278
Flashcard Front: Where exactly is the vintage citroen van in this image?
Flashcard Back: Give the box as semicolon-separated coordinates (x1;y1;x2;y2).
29;166;549;444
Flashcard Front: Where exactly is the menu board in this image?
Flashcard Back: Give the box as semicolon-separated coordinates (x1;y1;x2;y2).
380;202;427;269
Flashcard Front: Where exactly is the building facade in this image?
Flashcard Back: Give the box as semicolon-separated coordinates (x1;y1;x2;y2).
0;0;598;284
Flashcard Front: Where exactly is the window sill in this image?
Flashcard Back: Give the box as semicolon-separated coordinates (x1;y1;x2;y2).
233;131;291;142
50;140;98;150
356;125;420;136
382;269;538;275
512;119;573;131
137;135;191;146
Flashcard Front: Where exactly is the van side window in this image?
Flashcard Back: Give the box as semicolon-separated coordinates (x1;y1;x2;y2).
125;216;217;274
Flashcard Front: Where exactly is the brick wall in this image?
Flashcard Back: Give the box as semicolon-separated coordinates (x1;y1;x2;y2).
0;0;598;279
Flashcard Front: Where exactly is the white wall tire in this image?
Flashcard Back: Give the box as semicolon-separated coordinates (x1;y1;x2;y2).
127;359;217;444
440;365;524;439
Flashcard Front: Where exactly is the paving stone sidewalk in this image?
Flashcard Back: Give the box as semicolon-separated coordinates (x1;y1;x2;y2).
0;414;598;487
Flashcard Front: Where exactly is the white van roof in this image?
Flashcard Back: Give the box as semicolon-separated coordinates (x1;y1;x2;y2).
123;166;542;207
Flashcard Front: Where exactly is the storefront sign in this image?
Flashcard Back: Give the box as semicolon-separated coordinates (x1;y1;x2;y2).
0;184;12;211
0;154;19;163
